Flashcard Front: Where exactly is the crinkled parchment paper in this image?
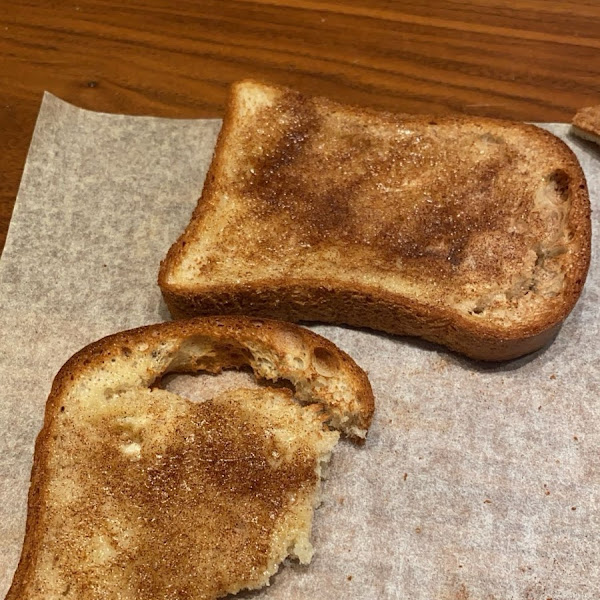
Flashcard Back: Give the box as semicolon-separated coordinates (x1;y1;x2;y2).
1;94;599;600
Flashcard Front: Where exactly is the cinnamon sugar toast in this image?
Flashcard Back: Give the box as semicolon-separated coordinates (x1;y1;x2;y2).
6;317;373;600
159;80;591;361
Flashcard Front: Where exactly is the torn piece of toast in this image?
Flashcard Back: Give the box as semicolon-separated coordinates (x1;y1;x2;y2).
6;317;374;600
571;105;600;146
159;80;591;361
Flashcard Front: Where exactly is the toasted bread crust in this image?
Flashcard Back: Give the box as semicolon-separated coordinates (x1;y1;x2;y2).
161;283;563;361
159;80;591;361
6;316;374;600
572;105;600;138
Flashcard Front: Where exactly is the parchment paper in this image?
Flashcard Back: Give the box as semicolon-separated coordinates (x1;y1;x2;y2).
1;94;599;600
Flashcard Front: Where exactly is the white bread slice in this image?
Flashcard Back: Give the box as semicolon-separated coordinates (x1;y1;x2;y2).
159;80;591;361
6;317;374;600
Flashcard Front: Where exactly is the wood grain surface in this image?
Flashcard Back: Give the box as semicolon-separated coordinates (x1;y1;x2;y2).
1;0;600;255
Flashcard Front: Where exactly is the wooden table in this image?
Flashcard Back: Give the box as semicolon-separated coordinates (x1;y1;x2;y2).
1;0;599;256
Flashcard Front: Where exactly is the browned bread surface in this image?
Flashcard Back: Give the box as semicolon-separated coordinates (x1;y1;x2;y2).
6;316;374;600
572;105;600;145
159;80;591;361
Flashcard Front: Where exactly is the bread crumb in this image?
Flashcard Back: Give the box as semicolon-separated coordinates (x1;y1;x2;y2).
347;575;353;581
550;374;557;380
415;527;421;534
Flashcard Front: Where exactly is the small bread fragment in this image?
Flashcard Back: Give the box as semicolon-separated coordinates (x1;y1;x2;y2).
6;317;374;600
159;80;591;361
571;105;600;146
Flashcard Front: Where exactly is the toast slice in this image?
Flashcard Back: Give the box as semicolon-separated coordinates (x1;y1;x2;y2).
572;105;600;146
6;317;373;600
159;80;591;361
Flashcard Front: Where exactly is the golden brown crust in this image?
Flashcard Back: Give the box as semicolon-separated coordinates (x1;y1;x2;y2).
48;317;373;426
6;316;374;600
572;105;600;138
159;80;591;361
161;283;563;362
